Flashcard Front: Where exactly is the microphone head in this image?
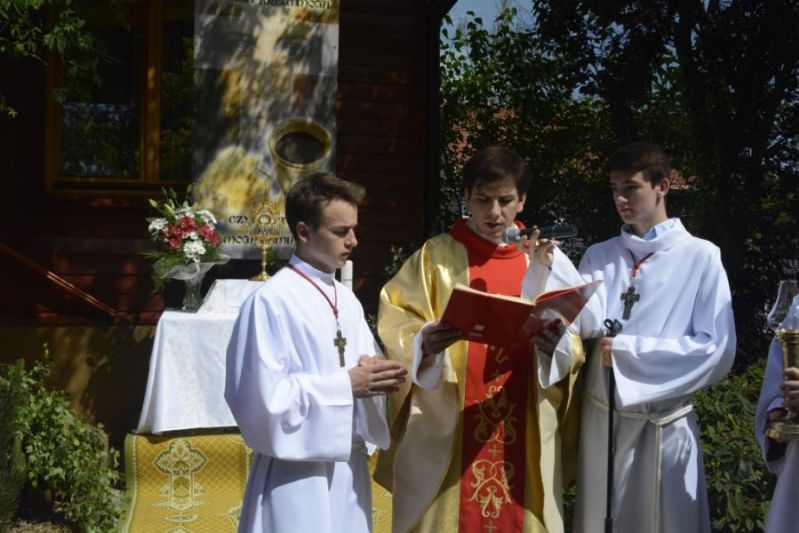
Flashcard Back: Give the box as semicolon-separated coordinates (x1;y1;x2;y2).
501;226;523;244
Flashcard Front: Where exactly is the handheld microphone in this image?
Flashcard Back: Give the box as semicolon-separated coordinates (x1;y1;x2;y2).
501;224;578;244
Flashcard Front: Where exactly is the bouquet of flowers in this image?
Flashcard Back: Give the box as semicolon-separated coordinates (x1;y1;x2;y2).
145;186;227;291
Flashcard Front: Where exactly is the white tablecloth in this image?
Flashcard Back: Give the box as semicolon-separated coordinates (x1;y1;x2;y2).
136;279;262;434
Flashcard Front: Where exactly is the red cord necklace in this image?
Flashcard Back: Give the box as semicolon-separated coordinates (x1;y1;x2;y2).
289;264;347;366
620;251;654;320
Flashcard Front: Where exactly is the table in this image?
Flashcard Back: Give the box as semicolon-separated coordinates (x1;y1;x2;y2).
136;279;262;434
137;262;353;435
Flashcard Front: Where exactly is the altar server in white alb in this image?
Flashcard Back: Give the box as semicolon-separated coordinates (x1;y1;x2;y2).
225;172;407;533
522;142;736;533
755;294;799;533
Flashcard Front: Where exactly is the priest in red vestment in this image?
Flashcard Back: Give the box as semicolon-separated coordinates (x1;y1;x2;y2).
376;146;584;533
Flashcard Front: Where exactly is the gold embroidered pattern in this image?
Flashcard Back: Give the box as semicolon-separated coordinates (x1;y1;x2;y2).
473;385;518;445
467;380;519;521
468;459;515;518
121;433;251;532
154;438;208;516
461;339;527;530
490;349;510;380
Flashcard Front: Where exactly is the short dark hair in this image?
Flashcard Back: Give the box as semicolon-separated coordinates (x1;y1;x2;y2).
285;172;365;240
606;142;671;186
462;145;532;194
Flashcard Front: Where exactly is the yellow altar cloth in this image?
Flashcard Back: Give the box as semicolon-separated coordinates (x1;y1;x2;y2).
120;433;393;532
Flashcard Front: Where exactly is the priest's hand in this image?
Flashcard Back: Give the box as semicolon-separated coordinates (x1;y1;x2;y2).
767;408;790;448
598;337;614;368
781;367;799;409
528;319;565;355
421;321;463;358
349;356;407;398
521;228;558;268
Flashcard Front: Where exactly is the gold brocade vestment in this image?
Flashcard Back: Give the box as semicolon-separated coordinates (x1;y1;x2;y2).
376;220;584;533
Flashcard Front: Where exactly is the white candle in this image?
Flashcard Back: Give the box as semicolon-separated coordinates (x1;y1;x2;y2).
340;260;353;290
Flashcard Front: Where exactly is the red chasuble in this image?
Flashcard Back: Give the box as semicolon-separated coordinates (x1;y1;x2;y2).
450;220;532;533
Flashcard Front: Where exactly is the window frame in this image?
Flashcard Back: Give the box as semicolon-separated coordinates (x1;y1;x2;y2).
44;0;193;197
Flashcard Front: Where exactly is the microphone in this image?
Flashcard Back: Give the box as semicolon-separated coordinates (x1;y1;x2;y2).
501;224;578;244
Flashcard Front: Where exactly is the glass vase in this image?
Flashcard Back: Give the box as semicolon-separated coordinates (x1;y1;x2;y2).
182;271;206;312
162;256;229;312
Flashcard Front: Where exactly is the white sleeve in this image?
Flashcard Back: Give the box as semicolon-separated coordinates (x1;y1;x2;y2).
612;250;736;407
410;321;445;390
225;293;354;461
536;332;582;389
523;247;600;388
521;247;582;299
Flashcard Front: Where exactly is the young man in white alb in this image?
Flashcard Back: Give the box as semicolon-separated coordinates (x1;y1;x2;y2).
524;141;736;533
226;172;407;533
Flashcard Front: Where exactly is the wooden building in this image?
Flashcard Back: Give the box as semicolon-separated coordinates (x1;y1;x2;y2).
0;0;455;445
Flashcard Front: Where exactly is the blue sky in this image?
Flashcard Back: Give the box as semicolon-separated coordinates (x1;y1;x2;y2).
445;0;530;31
447;0;502;26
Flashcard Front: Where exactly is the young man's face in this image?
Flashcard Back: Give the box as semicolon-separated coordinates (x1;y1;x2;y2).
296;198;358;272
464;178;526;242
610;170;669;234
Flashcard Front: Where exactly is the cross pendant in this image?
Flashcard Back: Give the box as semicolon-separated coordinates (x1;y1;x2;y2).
620;286;640;320
334;329;347;367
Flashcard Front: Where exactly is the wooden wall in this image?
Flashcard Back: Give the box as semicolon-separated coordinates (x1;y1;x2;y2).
337;1;430;311
0;0;433;325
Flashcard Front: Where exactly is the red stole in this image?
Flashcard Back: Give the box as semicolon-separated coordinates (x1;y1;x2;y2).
450;220;531;533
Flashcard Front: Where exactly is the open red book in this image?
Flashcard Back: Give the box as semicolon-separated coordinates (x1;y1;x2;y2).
440;280;602;347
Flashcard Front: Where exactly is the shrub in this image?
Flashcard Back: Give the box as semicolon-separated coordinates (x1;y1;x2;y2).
0;361;25;532
3;345;123;532
560;364;773;531
695;364;774;532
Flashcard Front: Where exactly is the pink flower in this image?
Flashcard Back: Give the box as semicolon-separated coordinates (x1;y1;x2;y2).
164;223;182;240
179;217;197;231
198;225;220;245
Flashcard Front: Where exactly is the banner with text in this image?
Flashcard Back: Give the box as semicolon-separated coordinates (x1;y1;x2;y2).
193;0;339;256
